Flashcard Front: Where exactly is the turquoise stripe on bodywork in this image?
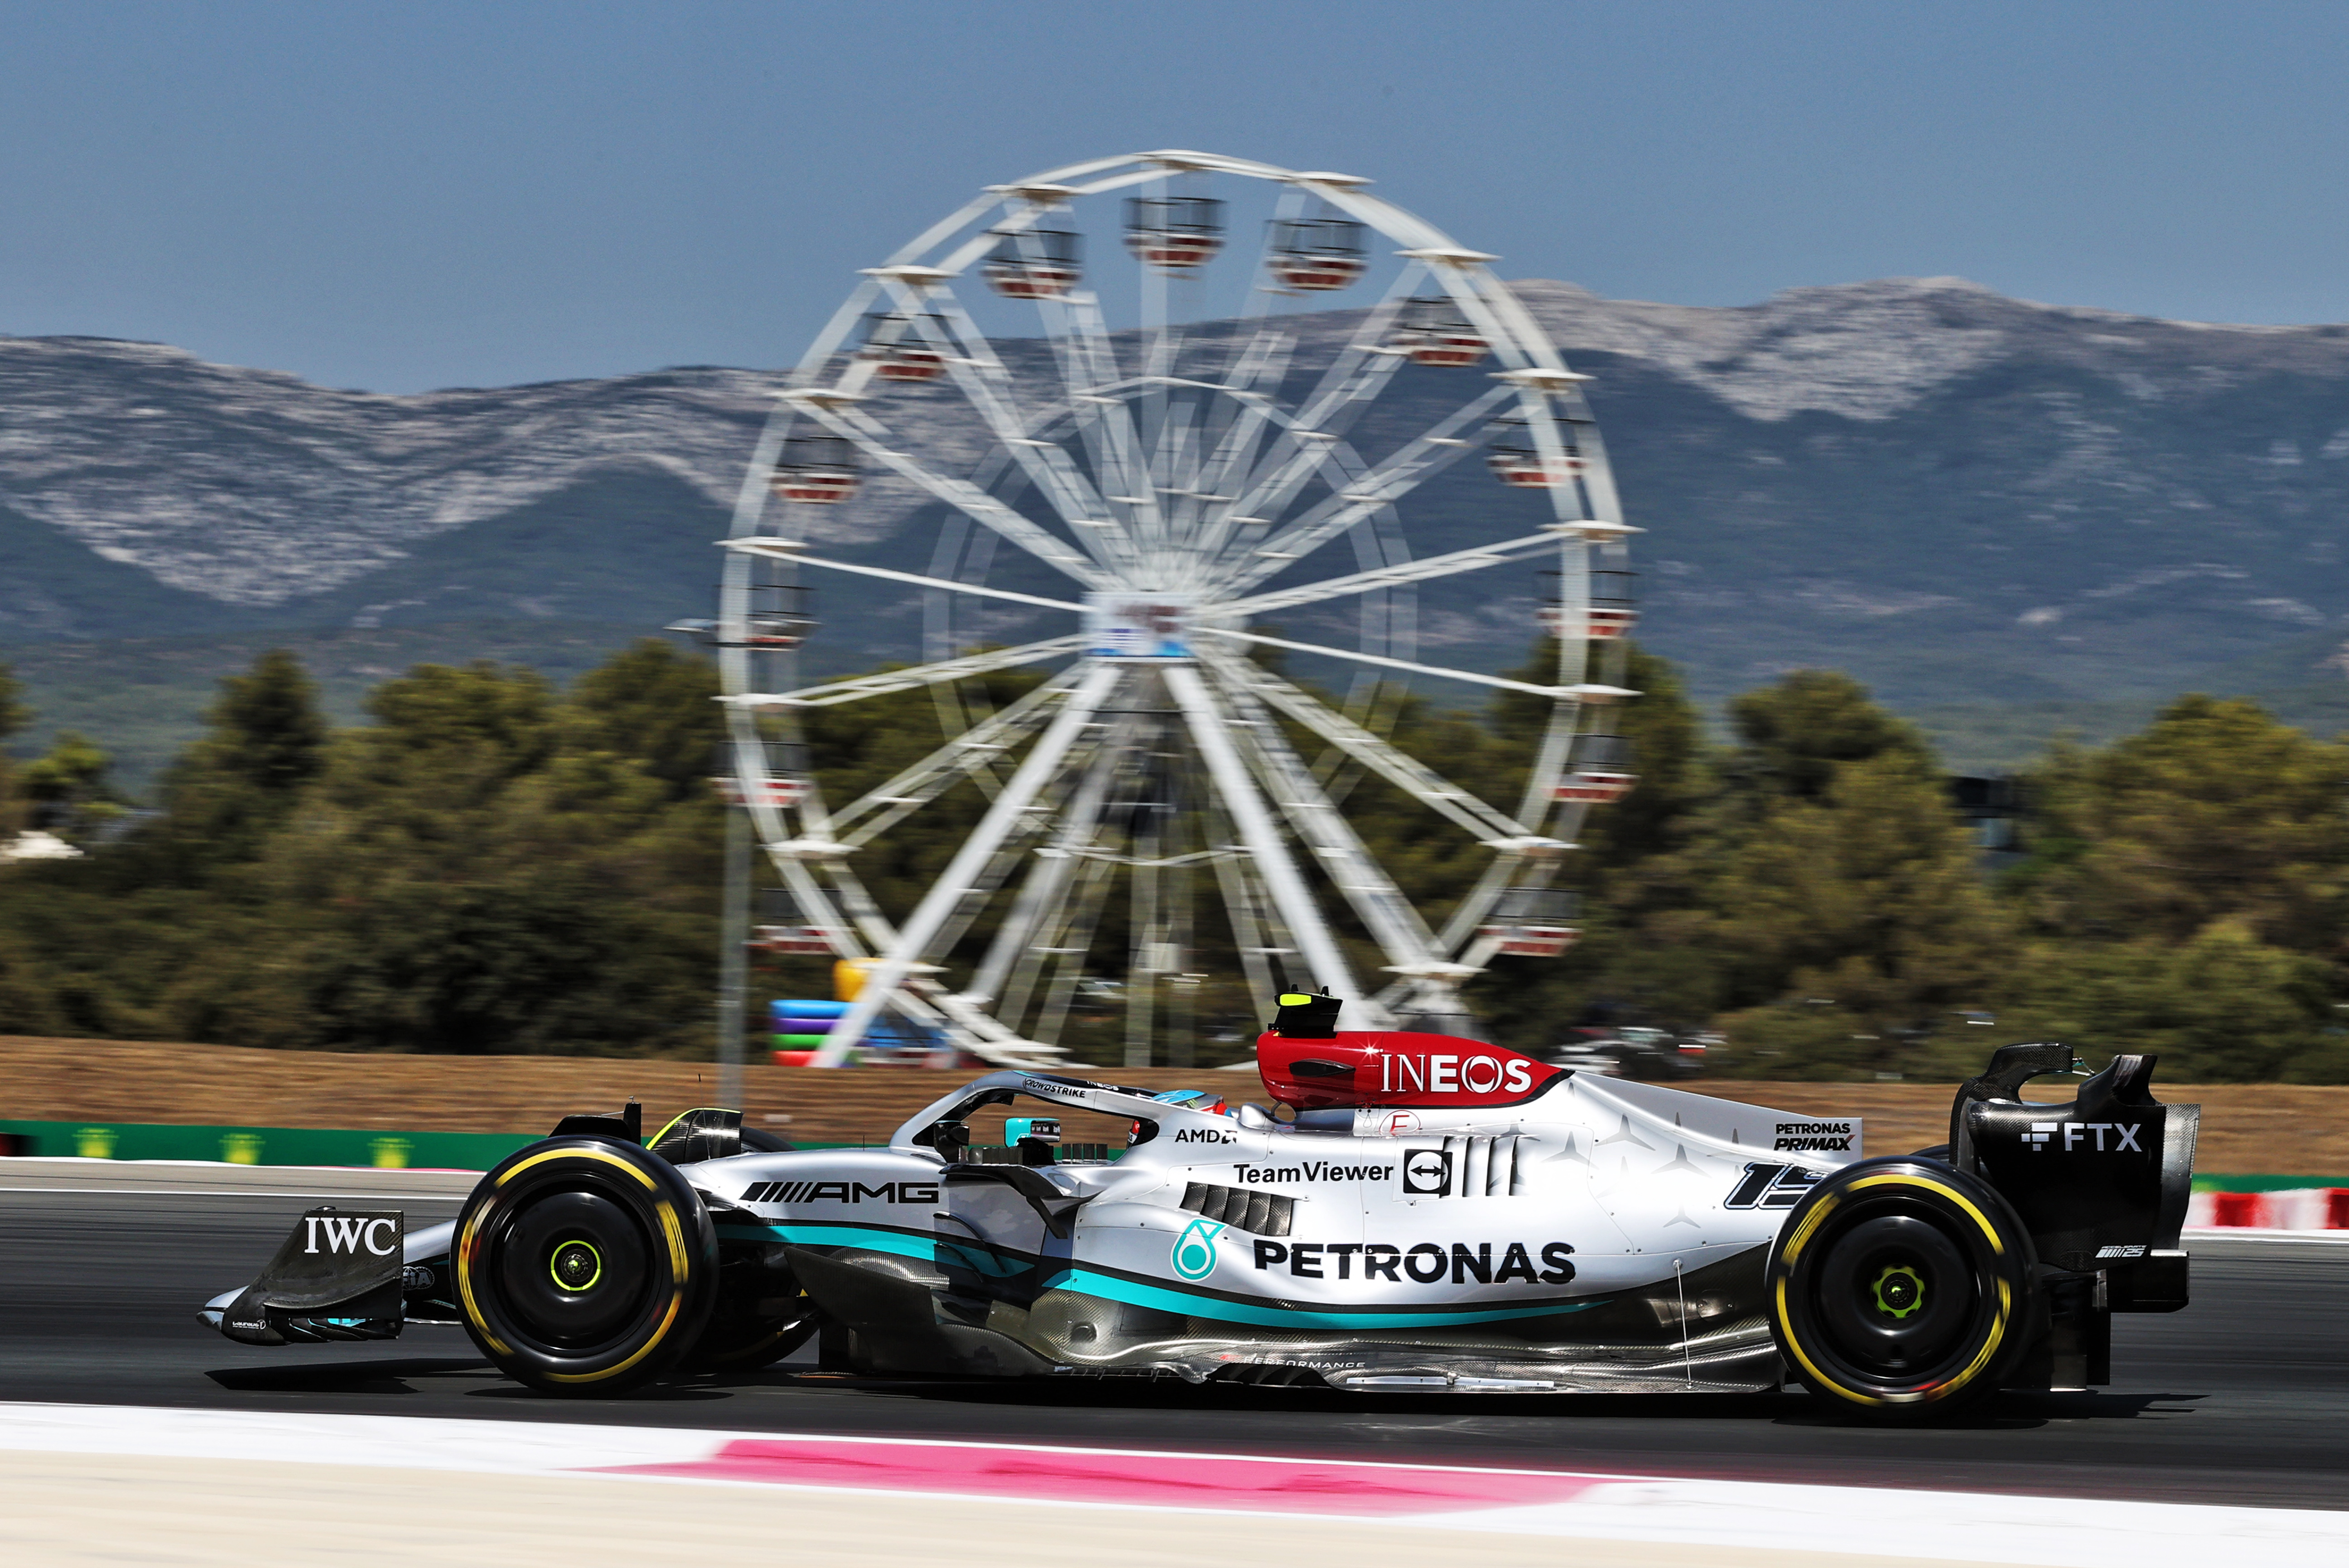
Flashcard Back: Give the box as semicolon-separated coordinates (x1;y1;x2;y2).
726;1219;1611;1330
1041;1267;1610;1329
717;1220;936;1261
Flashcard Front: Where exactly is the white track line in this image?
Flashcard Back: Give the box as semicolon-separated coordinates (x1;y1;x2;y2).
3;1403;2345;1568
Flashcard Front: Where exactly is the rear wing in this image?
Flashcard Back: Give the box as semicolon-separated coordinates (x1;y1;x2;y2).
1950;1043;2198;1306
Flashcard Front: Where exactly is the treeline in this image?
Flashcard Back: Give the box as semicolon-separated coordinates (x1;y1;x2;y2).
2;642;2345;1081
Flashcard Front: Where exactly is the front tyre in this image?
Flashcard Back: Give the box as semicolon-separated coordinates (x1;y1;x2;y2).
1767;1157;2035;1423
453;1137;717;1395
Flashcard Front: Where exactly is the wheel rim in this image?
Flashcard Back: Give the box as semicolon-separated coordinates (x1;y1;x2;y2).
1812;1214;1974;1379
494;1189;650;1348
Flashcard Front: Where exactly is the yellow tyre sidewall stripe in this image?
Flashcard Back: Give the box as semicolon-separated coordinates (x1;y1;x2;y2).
1771;1170;2015;1408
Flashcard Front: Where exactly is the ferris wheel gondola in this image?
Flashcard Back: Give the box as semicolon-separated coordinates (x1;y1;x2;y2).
719;150;1641;1068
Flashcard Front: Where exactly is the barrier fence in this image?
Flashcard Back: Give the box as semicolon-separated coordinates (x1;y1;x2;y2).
0;1118;538;1170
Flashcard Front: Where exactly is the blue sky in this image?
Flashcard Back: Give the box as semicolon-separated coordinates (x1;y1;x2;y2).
3;0;2346;392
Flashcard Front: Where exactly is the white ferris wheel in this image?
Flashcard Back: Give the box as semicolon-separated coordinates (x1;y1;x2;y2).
718;150;1641;1069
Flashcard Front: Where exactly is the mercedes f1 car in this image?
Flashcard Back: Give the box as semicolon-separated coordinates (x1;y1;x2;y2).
201;993;2197;1419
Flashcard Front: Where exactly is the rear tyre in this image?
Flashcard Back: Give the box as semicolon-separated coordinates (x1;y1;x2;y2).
1767;1156;2035;1423
453;1137;717;1395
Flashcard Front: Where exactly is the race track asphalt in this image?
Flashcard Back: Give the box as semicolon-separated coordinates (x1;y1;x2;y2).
2;1184;2342;1512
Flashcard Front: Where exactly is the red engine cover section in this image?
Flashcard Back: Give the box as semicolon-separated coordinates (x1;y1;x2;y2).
1256;1031;1564;1111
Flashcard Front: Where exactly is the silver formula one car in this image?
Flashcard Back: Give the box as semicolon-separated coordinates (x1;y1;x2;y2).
201;992;2198;1419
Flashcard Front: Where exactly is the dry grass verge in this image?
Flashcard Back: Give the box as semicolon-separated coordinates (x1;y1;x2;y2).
2;1036;2343;1175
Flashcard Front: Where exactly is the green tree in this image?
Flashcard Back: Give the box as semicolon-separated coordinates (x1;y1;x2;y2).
0;662;29;742
1707;749;2012;1077
1727;669;1937;804
0;661;29;839
1997;922;2342;1082
19;731;121;843
567;638;724;802
156;650;332;868
1469;642;1726;1048
2016;694;2349;954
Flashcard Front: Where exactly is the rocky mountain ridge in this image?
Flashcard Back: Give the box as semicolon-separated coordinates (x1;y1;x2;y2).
8;276;2349;761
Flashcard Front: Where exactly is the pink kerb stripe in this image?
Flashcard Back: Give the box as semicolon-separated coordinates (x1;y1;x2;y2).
598;1439;1608;1515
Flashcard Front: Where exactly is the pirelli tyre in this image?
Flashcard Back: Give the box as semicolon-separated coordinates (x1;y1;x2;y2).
453;1137;718;1394
1766;1156;2036;1422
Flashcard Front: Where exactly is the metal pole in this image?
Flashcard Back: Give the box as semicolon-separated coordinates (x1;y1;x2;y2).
718;799;750;1111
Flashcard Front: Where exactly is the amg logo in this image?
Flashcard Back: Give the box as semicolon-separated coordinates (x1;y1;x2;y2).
1722;1163;1823;1210
1233;1161;1396;1184
742;1180;942;1205
303;1216;398;1256
1250;1239;1576;1285
2021;1121;2144;1153
1174;1128;1236;1144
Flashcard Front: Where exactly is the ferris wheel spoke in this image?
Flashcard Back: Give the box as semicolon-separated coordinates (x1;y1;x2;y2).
1249;383;1508;571
1281;273;1424;442
763;854;868;960
965;720;1131;1008
1205;800;1282;1006
1162;664;1389;1025
927;788;1080;970
830;674;1083;844
1195;626;1584;701
1058;290;1177;560
1187;333;1299;557
1028;852;1119;1046
732;634;1085;711
728;538;1086;616
1216;386;1518;593
898;281;1144;579
1211;674;1450;982
819;662;1124;1063
1200;649;1533;844
1220;528;1559;618
775;853;902;960
786;398;1109;588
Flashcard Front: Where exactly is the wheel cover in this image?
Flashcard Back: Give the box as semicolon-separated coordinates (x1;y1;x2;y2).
1813;1215;1971;1377
495;1189;650;1347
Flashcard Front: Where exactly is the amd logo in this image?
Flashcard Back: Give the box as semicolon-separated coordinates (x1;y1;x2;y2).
2021;1121;2144;1153
304;1216;398;1256
1174;1128;1236;1144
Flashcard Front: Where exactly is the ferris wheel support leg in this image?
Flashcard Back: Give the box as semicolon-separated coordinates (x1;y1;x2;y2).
816;661;1124;1067
1163;664;1380;1025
